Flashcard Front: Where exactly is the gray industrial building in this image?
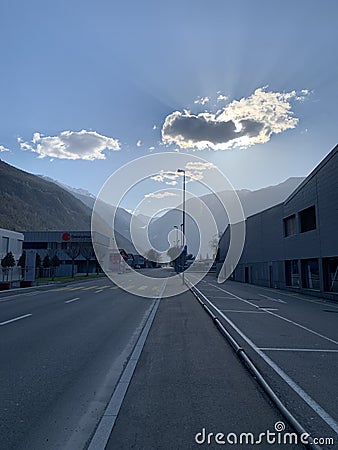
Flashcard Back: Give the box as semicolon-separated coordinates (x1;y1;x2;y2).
217;144;338;300
23;230;109;277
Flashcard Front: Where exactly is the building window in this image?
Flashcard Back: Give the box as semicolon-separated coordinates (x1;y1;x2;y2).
1;237;9;254
299;205;316;233
323;258;338;293
301;258;320;290
23;241;48;250
283;215;296;237
285;260;300;287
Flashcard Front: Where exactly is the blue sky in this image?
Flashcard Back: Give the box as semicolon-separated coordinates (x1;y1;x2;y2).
1;0;338;209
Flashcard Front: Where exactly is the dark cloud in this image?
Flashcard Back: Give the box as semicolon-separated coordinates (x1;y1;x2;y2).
162;112;263;147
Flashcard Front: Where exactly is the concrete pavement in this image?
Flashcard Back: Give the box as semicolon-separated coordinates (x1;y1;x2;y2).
105;280;301;449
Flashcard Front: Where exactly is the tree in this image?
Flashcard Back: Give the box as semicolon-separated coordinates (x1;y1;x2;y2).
42;255;51;278
36;253;42;278
146;249;160;268
209;231;224;258
66;246;80;278
80;244;94;276
167;246;182;273
18;251;26;278
1;251;16;281
50;254;60;281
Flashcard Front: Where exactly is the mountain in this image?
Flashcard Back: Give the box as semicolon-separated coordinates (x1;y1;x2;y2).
148;177;305;257
0;160;93;231
38;175;96;209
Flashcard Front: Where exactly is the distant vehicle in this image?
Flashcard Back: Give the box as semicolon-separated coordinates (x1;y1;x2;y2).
133;254;146;269
184;258;194;269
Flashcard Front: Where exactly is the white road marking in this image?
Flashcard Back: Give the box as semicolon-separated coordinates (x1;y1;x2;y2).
259;294;286;304
208;283;338;346
220;309;266;313
95;290;103;293
0;313;32;326
259;348;338;353
194;286;338;435
65;297;80;304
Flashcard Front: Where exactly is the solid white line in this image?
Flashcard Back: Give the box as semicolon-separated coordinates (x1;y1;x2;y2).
65;297;80;304
95;290;103;293
87;280;167;450
208;283;338;346
195;286;338;435
259;294;286;304
259;348;338;353
0;313;32;326
220;309;266;313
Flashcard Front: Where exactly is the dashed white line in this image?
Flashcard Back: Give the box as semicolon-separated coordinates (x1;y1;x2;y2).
65;297;80;304
0;313;32;326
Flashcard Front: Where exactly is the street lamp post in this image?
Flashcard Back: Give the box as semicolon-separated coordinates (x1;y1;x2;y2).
174;225;179;246
177;169;186;282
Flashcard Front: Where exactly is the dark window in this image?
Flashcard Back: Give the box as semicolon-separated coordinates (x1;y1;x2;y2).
1;237;9;254
285;260;300;287
283;215;296;237
301;258;320;290
23;241;48;250
323;258;338;292
299;205;316;233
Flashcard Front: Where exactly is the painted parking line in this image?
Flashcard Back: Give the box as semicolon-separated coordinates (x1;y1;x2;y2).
259;294;286;304
193;285;338;435
220;309;266;313
259;348;338;353
207;282;338;346
65;297;80;304
0;313;32;326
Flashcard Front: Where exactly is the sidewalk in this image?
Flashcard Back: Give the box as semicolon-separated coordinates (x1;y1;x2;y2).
105;286;300;449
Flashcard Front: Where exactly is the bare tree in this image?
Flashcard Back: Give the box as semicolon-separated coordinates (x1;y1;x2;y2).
146;249;160;268
80;244;94;276
66;246;80;278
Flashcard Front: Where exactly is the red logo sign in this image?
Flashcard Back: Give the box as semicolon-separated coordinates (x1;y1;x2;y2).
62;232;70;241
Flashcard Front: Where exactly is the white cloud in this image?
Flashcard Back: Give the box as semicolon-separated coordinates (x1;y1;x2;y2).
18;129;120;160
185;161;215;171
150;167;207;185
217;94;229;102
152;125;157;130
162;87;310;150
149;146;155;151
194;96;210;106
0;145;9;152
136;140;142;147
144;191;178;199
151;170;179;183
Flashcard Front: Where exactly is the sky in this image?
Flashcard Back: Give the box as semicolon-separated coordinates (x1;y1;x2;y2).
1;0;338;212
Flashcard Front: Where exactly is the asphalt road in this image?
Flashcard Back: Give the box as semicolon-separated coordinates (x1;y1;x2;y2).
0;276;157;450
187;274;338;448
